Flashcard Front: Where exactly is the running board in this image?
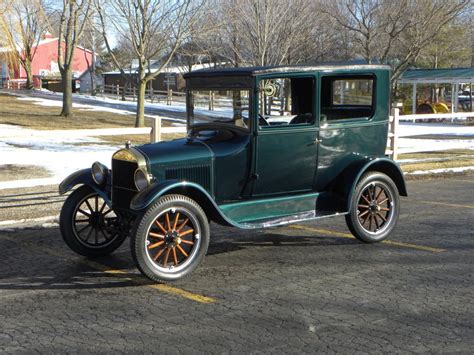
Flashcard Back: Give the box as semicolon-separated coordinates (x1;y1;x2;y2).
238;209;348;229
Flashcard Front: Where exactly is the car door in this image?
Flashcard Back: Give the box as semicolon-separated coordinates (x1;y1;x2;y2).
253;75;319;196
314;72;389;191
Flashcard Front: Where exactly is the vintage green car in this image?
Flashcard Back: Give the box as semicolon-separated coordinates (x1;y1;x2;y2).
59;65;407;282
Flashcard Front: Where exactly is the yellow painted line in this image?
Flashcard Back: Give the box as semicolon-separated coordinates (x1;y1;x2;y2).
103;269;216;303
289;225;447;253
9;238;215;304
149;284;215;304
415;201;474;209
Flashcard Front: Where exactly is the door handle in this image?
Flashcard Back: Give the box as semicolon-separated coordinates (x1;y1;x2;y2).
314;138;322;144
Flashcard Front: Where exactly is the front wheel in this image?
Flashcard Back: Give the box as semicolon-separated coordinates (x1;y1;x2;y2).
131;194;210;283
59;185;128;257
345;172;400;243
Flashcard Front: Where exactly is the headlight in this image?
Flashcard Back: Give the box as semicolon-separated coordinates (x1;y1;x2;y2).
91;162;108;185
134;168;152;191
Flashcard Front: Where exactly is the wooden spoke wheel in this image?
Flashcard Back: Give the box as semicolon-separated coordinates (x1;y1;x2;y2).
72;193;120;248
346;172;400;243
131;194;210;283
60;186;128;257
145;208;199;270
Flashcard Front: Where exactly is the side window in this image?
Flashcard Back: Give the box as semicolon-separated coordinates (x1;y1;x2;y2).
321;75;375;121
258;77;315;128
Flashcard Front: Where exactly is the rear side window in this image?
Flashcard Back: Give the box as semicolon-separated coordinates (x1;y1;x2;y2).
321;75;375;121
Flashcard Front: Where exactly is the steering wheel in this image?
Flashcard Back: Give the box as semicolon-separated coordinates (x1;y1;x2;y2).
240;114;269;128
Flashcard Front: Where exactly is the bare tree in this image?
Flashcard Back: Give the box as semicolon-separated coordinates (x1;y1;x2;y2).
227;0;313;66
57;0;91;117
96;0;203;127
0;0;49;89
322;0;470;82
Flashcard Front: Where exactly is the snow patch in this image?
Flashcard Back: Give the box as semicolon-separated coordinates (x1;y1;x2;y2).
406;166;474;175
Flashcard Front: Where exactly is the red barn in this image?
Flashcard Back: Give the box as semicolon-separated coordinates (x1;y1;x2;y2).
3;33;94;91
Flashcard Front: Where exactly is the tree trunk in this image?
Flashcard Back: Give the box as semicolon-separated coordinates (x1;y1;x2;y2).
61;68;73;117
24;60;34;90
136;79;146;127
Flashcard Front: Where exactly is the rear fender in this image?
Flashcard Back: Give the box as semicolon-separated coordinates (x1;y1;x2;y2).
58;168;111;205
346;158;407;211
328;158;407;212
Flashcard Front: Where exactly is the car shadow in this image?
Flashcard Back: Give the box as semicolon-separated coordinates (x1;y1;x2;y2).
0;226;358;291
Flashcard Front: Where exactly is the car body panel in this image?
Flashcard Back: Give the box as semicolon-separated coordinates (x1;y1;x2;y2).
60;65;407;230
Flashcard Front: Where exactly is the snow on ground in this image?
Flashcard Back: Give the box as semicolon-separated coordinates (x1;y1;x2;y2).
16;96;137;116
406;166;474;175
398;137;474;154
1;90;474;189
0;137;118;189
398;122;474;137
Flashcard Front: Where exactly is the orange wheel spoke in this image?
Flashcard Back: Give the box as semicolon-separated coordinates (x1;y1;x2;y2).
180;239;194;245
177;218;189;232
149;232;164;239
358;204;370;209
173;212;180;230
375;187;384;202
172;248;178;265
153;247;166;261
177;245;188;258
155;220;167;234
374;215;380;229
379;198;390;205
359;210;369;218
148;240;165;249
165;213;171;230
368;215;373;230
163;248;171;266
179;229;194;237
361;194;371;204
380;207;390;212
376;212;387;222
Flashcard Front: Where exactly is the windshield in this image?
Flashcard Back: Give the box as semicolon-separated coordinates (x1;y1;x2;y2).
188;89;251;130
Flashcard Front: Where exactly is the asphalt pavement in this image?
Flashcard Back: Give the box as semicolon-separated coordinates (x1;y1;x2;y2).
0;175;473;353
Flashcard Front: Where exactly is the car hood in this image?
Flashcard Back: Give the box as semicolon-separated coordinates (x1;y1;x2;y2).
135;138;213;177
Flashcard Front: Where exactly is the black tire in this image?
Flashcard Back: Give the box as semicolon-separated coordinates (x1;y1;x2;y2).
59;185;128;257
131;194;210;283
345;172;400;243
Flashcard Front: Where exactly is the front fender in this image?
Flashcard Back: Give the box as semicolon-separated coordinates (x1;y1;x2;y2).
130;180;210;210
58;168;111;205
130;180;233;226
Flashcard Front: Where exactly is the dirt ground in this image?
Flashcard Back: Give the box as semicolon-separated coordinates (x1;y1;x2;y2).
0;165;52;182
0;93;170;130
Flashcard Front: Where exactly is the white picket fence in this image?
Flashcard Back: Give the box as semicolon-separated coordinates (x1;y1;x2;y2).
386;108;474;160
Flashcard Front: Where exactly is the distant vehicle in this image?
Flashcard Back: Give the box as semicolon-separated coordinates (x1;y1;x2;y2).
58;65;407;283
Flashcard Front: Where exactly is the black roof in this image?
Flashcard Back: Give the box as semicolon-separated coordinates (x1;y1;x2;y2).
183;64;390;78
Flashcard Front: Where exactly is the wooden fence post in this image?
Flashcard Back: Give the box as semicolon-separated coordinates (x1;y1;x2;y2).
390;108;399;161
116;84;120;100
150;116;162;143
167;89;173;105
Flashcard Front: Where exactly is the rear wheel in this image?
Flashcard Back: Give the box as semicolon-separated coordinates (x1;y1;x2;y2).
131;194;210;283
345;172;400;243
60;186;128;257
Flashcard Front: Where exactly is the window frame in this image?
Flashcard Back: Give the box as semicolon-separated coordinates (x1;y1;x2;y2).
320;73;377;124
255;74;317;131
